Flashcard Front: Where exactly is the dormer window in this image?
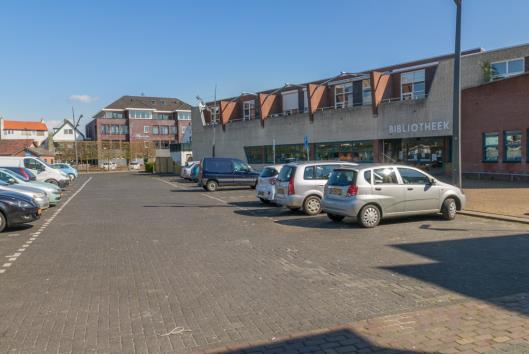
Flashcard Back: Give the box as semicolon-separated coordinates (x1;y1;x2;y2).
491;58;524;81
243;100;255;120
401;69;425;100
334;83;353;109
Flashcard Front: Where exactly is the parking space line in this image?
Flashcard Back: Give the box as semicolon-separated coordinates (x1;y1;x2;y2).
0;177;92;276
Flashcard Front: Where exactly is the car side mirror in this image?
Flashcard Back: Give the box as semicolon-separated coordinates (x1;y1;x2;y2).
429;178;436;185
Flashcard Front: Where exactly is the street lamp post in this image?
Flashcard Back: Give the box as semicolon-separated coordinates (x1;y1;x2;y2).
452;0;462;188
71;107;83;167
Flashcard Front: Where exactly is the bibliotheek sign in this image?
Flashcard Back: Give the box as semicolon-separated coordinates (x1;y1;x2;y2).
388;121;450;135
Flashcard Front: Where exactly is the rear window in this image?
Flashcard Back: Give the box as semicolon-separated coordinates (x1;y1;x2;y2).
277;165;296;182
260;167;278;178
328;170;357;186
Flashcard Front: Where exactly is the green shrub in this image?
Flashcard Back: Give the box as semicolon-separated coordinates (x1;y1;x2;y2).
145;162;155;173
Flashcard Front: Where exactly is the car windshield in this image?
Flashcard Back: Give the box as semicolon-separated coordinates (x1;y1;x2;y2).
260;167;277;178
328;169;357;186
277;165;296;182
4;170;25;182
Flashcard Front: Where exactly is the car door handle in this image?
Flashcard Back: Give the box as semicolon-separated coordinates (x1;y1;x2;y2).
407;187;414;191
375;187;382;191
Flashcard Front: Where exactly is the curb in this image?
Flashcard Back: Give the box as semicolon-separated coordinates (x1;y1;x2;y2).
460;210;529;225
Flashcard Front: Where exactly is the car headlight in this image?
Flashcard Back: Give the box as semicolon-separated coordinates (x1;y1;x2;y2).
5;198;33;208
36;192;47;198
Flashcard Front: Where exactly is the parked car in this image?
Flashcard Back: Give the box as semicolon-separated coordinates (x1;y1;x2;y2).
0;168;62;206
275;161;359;216
1;167;37;181
321;164;466;228
0;190;41;232
256;165;283;203
190;163;200;183
52;163;78;180
0;157;70;188
100;162;117;170
129;160;142;170
181;161;200;180
0;180;49;210
199;157;259;192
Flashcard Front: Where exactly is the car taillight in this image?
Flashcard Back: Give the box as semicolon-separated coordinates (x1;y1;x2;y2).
346;184;358;197
288;176;295;195
269;178;276;185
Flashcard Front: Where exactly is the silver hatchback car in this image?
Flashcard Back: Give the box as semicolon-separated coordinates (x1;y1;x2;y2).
321;164;466;228
275;161;359;215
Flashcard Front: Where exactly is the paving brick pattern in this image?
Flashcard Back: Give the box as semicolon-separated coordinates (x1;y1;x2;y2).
0;174;527;353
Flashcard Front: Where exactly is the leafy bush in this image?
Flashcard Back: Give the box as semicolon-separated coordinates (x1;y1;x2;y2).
144;162;155;173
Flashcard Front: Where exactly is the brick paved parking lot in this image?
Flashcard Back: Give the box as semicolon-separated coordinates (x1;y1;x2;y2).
0;173;528;353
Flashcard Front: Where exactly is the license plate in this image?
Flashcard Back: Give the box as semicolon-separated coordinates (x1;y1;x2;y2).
330;187;342;196
37;209;42;216
277;188;285;195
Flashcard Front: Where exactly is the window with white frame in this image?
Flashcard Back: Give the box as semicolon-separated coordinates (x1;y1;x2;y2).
160;125;169;135
210;106;219;123
491;58;525;81
144;126;150;134
362;79;372;105
334;83;353;108
129;110;152;119
401;69;426;100
64;128;74;135
177;111;191;120
243;100;255;120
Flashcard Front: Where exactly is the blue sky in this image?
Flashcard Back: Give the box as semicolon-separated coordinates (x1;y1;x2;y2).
1;0;528;129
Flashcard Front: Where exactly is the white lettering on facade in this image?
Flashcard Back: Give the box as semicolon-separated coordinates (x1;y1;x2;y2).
388;121;450;135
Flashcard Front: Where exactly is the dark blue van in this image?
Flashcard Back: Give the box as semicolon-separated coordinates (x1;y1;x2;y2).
200;157;259;191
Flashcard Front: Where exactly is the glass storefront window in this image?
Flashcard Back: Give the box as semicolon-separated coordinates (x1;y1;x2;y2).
383;137;448;169
504;131;522;162
274;144;306;163
244;146;263;164
483;133;499;162
315;141;373;162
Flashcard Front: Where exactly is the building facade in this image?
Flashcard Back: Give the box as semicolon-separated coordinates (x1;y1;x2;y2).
85;95;192;148
0;118;49;146
51;119;85;143
192;43;529;175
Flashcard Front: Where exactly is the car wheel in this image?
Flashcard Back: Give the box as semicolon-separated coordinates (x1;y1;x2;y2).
303;196;322;216
358;204;380;228
0;212;6;232
45;179;59;186
259;198;269;204
327;213;345;222
441;198;457;220
205;180;218;192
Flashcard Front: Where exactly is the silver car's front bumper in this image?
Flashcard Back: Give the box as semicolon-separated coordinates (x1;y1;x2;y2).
34;196;50;210
321;196;365;217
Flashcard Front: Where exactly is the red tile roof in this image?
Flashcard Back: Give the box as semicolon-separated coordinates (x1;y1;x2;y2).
4;120;48;131
0;139;35;156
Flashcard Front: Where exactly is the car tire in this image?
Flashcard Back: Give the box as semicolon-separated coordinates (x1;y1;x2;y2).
358;204;381;228
205;180;218;192
45;179;59;186
441;198;457;220
0;212;6;232
303;196;322;216
327;213;345;222
259;198;270;204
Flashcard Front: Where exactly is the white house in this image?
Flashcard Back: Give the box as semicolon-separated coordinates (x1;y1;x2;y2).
50;119;85;142
0;118;49;146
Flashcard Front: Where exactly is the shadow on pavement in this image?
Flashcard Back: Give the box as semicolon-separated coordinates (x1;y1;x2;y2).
144;204;232;208
208;327;427;354
5;224;33;232
383;232;529;315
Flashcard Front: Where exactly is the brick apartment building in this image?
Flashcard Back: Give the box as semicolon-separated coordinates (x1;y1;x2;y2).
85;95;192;149
192;43;529;176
